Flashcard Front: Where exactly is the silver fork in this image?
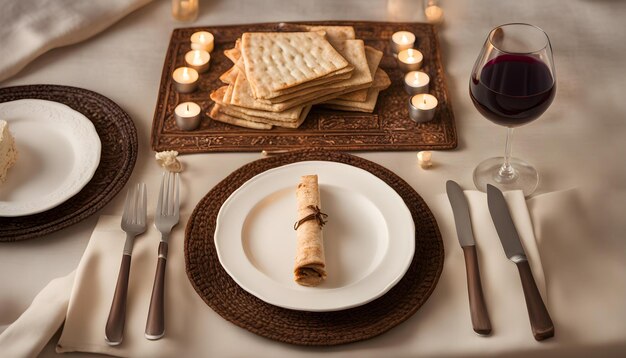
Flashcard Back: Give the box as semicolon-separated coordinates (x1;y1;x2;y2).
105;183;147;346
145;172;180;340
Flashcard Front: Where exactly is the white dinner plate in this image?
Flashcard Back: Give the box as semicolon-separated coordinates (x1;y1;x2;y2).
215;161;415;312
0;99;101;217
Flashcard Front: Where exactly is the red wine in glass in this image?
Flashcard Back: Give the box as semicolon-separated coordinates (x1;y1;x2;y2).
470;54;555;127
469;23;556;196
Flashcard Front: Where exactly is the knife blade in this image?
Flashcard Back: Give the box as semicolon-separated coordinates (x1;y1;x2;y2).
487;184;554;341
446;180;492;336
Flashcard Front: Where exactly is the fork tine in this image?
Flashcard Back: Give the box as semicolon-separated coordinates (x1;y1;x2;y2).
131;184;139;224
132;183;140;225
174;173;180;218
157;172;165;217
138;183;147;226
164;172;170;216
122;185;133;223
168;172;176;216
164;172;171;216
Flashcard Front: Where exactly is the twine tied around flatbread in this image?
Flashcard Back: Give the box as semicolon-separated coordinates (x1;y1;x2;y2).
293;205;328;230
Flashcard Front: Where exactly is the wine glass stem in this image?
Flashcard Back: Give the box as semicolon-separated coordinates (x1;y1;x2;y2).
498;128;517;181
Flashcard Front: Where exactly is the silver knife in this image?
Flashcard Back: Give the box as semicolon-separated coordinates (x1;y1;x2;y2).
487;184;554;341
446;180;492;336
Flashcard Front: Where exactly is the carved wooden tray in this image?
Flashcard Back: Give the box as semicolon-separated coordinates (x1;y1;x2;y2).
151;21;456;153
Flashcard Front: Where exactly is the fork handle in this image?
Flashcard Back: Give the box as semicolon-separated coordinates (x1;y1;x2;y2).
105;254;131;346
145;242;168;340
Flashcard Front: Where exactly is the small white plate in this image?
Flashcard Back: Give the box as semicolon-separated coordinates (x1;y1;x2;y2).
0;99;101;217
215;161;415;312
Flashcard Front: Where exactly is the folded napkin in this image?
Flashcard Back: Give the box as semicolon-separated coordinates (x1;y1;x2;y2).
451;189;547;294
419;189;548;353
57;214;194;357
2;188;625;357
527;188;626;349
0;270;75;357
0;0;153;82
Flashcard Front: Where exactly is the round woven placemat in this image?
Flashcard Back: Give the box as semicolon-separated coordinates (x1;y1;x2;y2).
0;85;137;241
185;150;444;346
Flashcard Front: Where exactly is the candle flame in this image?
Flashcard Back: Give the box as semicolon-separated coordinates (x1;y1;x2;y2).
413;76;421;85
199;33;205;42
182;67;190;80
194;51;202;63
401;34;408;43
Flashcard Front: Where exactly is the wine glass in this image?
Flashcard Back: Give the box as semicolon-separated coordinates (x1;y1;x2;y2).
469;23;556;196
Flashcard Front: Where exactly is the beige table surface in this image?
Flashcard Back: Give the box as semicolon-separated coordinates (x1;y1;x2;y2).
1;0;625;357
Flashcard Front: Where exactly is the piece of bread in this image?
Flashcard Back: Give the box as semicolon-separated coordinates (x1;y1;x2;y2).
256;39;373;105
0;119;18;183
323;69;391;113
230;72;349;112
219;66;239;84
209;104;272;130
240;32;350;99
294;175;327;287
323;89;382;113
212;86;304;121
335;46;384;102
217;103;311;129
303;25;356;47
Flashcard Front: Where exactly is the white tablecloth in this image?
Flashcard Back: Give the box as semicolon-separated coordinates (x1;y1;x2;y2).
1;0;625;357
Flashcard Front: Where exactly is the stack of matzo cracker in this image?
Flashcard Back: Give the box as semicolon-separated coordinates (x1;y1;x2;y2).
209;25;391;129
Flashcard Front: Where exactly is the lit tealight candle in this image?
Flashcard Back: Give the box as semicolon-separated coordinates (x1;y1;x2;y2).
190;31;214;52
185;50;211;73
417;151;433;169
174;102;202;130
390;31;415;55
408;94;438;123
172;67;199;93
172;0;199;22
397;48;424;72
425;5;444;25
404;71;430;95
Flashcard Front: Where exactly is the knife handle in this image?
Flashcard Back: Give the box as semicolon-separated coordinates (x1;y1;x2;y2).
105;253;131;346
145;242;168;340
515;260;554;341
462;246;492;335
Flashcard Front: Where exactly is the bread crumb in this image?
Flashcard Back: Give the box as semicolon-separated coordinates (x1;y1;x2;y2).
155;151;183;173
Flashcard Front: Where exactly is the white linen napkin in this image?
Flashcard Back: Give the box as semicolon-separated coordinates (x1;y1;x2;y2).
56;214;193;357
424;189;548;352
527;188;626;348
0;270;74;358
0;0;153;82
459;189;548;297
2;188;624;357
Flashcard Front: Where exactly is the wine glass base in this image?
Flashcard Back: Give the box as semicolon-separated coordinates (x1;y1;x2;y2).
473;157;539;197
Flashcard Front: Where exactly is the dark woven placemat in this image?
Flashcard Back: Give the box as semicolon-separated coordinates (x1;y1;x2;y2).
152;21;457;153
0;85;137;241
185;150;444;345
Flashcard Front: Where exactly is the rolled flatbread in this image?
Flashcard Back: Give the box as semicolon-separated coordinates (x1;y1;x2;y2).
294;175;327;286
